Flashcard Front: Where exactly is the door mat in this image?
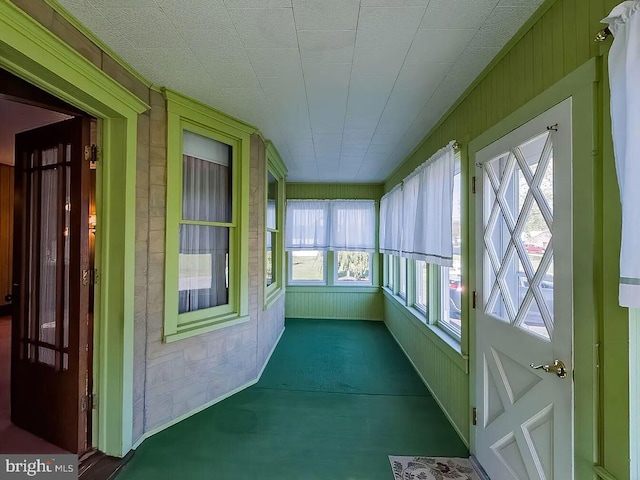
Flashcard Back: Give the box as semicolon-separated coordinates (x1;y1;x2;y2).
389;456;481;480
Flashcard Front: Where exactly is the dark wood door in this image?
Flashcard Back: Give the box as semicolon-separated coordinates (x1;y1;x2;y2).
11;117;92;454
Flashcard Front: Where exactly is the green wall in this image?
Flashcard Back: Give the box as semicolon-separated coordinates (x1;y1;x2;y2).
383;1;629;479
285;183;384;321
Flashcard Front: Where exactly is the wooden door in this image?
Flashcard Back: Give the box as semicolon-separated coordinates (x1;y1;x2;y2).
11;117;92;454
475;99;573;479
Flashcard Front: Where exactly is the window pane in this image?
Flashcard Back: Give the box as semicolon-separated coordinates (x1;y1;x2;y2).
182;132;232;223
267;172;277;230
291;251;324;282
442;266;462;336
415;260;427;312
266;231;275;287
336;251;370;283
178;224;229;313
387;255;394;290
441;163;462;337
399;257;407;298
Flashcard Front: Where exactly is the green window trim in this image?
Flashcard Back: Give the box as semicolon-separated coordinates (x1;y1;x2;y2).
265;142;287;308
163;88;254;343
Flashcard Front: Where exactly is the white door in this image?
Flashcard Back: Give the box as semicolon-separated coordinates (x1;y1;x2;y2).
475;99;573;480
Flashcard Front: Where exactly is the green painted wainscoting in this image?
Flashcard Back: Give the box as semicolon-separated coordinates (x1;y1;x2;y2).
384;297;470;445
286;288;384;321
285;183;384;321
383;0;630;479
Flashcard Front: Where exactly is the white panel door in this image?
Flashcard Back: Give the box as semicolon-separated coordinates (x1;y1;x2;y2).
475;99;573;480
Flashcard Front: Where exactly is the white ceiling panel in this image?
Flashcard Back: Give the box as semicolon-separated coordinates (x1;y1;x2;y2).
406;29;476;64
420;0;499;30
59;0;540;183
356;7;426;49
471;6;540;48
156;0;229;30
298;30;356;64
346;74;396;116
292;0;360;30
351;48;407;76
228;8;298;48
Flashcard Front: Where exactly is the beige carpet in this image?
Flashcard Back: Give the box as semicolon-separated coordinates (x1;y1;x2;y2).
389;456;481;480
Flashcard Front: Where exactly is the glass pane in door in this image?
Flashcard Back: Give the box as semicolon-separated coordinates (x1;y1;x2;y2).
484;131;554;340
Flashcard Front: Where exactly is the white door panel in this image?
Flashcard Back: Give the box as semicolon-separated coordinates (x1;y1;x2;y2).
475;99;573;480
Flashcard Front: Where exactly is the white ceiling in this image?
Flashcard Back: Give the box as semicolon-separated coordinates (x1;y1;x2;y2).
58;0;543;182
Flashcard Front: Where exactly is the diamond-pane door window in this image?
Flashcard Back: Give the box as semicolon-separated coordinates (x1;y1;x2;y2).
483;132;554;340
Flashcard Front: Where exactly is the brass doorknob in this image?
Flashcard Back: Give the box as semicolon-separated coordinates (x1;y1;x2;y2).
530;359;567;378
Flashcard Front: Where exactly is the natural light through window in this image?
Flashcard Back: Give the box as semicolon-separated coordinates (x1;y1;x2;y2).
290;250;325;284
335;251;371;284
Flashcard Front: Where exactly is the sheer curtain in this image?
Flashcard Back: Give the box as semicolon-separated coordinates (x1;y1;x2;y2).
329;200;376;252
285;200;330;250
179;137;231;313
602;1;640;307
401;170;420;258
412;141;455;266
379;185;403;255
285;199;376;251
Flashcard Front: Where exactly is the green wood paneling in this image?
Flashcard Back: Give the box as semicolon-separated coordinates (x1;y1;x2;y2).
286;290;384;321
383;1;629;478
385;298;469;444
286;183;383;200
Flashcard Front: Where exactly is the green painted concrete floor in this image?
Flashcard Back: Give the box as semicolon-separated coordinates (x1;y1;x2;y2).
119;319;468;480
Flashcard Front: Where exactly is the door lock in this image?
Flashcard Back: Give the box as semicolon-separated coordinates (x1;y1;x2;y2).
530;359;567;378
4;294;11;303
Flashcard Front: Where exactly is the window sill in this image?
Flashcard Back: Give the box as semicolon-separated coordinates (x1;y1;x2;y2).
164;313;251;343
264;287;285;310
382;287;468;373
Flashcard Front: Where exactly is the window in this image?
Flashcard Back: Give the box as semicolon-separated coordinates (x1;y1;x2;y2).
335;251;372;285
179;131;232;314
384;254;394;289
439;159;462;338
265;145;286;305
415;260;427;314
164;89;252;342
398;257;407;299
266;172;277;288
289;250;326;284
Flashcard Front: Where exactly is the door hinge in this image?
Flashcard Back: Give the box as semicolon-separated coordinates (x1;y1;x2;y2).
472;407;477;426
85;144;98;169
91;268;100;286
472;176;476;194
81;394;94;412
472;291;477;309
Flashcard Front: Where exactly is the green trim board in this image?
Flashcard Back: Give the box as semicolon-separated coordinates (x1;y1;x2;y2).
162;88;253;342
286;182;383;200
265;142;286;308
0;0;146;456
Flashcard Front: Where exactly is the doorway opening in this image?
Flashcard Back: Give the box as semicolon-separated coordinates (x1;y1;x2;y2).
0;68;96;455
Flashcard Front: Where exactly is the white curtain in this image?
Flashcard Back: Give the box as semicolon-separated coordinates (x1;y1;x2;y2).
179;150;230;313
402;141;456;266
603;1;640;307
329;200;376;252
285;199;376;251
379;185;403;255
285;200;330;250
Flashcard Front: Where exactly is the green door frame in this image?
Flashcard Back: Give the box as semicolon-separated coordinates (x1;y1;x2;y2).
0;1;148;456
467;58;602;479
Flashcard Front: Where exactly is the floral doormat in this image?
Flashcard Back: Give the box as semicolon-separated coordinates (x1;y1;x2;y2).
388;456;481;480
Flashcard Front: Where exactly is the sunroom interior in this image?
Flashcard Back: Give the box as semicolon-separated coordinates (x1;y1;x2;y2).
0;0;638;479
